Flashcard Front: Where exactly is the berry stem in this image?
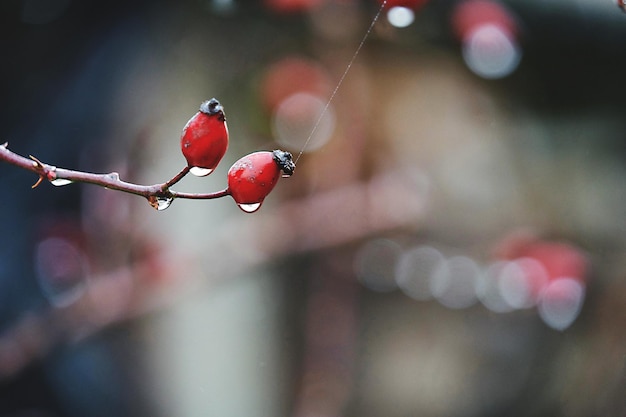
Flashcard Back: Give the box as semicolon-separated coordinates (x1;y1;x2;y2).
162;166;191;190
0;143;230;203
171;188;230;200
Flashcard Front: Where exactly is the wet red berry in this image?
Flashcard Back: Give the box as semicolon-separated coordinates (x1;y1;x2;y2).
227;150;295;212
180;98;229;176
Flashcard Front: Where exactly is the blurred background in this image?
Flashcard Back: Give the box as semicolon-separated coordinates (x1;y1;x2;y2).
1;0;626;416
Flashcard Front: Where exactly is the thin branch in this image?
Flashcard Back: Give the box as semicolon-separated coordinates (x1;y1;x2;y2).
172;189;230;200
0;143;231;208
163;165;191;189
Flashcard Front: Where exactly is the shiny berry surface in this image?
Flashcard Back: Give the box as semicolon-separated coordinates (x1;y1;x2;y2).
180;98;229;176
227;150;294;211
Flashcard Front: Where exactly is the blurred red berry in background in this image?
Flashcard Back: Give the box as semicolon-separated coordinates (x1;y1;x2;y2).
495;233;588;283
450;1;522;79
259;57;331;113
377;0;429;11
264;0;326;14
451;0;518;40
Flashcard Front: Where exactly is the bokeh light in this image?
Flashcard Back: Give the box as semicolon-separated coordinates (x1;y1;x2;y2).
461;23;521;79
491;233;589;320
476;262;515;313
395;245;443;301
260;57;331;113
538;277;586;331
430;256;479;309
260;56;335;152
387;7;415;28
272;92;335;152
451;0;522;79
206;0;237;14
497;258;548;310
355;239;403;292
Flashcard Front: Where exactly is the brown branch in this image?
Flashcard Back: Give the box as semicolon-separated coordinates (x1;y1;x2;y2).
0;142;230;209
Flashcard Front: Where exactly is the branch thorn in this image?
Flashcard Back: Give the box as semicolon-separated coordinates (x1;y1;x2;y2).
28;155;49;188
29;155;45;169
31;176;44;189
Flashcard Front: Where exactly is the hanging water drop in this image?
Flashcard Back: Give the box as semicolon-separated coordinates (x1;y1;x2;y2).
237;202;262;213
51;178;73;186
156;197;173;211
190;167;214;177
148;195;174;211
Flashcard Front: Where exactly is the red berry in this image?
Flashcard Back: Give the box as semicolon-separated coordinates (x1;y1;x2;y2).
379;0;429;10
451;0;518;40
264;0;324;14
260;57;331;113
180;98;229;176
227;150;295;213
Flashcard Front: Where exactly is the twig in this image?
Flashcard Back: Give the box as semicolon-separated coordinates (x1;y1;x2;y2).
0;142;230;209
163;165;191;189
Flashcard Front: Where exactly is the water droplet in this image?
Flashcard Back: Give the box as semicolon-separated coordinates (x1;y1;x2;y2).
157;197;173;210
237;202;262;213
51;178;73;186
190;167;214;177
106;172;120;181
148;196;174;211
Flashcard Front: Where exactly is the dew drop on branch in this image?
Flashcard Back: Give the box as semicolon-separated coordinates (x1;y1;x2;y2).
237;202;262;213
50;178;73;186
189;167;213;177
148;196;174;211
